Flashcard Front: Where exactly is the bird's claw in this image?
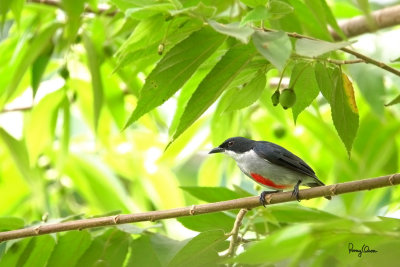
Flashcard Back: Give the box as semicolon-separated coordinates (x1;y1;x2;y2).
259;190;279;207
291;180;302;202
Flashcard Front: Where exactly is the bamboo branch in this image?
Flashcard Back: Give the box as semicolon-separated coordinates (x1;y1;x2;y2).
0;173;399;243
331;5;400;40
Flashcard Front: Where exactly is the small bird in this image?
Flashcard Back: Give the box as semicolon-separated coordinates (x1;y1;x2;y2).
209;137;331;206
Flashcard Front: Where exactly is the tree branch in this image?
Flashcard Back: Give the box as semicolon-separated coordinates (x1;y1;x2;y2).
284;31;400;77
224;208;249;257
331;5;400;40
0;173;399;243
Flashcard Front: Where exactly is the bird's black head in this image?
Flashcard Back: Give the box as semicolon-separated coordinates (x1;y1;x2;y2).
209;137;255;154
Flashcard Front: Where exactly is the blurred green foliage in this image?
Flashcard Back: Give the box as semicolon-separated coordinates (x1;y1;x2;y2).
0;0;400;266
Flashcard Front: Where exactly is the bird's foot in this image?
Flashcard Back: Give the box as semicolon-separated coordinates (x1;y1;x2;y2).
259;190;280;207
291;180;302;202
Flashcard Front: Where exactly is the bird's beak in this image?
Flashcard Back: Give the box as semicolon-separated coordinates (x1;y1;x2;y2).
209;147;224;154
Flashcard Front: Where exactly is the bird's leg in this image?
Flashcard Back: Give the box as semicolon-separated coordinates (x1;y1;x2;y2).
291;180;302;202
259;190;280;207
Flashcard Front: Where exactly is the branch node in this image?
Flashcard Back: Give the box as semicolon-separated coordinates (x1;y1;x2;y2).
265;194;273;205
113;215;120;224
189;205;196;215
34;226;41;234
329;184;338;196
389;174;395;185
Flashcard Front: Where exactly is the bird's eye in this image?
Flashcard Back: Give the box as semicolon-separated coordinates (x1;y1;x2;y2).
228;141;234;147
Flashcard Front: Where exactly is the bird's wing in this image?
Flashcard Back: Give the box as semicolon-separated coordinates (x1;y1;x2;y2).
253;141;318;179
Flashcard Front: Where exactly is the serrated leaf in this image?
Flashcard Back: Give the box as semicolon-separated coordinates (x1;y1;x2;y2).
83;33;104;131
167;230;226;267
172;44;256;143
0;23;61;108
331;71;359;156
209;20;254;43
225;71;266;111
290;63;319;122
295;39;352;57
315;62;337;103
252;31;291;71
177;212;235;232
240;6;270;25
47;231;92;267
125;27;226;128
25;89;65;165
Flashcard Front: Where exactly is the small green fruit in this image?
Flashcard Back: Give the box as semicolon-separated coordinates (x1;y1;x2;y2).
273;125;286;139
271;90;280;106
59;65;69;80
279;88;296;109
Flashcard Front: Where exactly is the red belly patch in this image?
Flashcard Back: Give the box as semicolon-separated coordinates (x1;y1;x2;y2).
250;173;289;189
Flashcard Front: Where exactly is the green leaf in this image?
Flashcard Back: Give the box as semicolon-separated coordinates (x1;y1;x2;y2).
76;229;130;266
25;89;65;165
178;212;235;232
31;42;54;95
172;43;256;143
0;128;32;181
287;0;331;40
241;6;270;25
0;0;12;23
167;230;226;267
241;0;267;8
209;20;254;43
233;224;312;264
0;217;24;231
64;154;136;213
290;62;319;122
315;0;346;40
125;3;175;19
0;22;61;108
83;33;104;130
47;231;92;267
125;27;226;128
268;0;294;19
23;235;56;267
1;238;31;266
180;186;243;202
225;71;266;111
295;39;352;57
265;204;339;223
385;94;400;106
252;31;291;71
61;0;84;42
331;71;359;156
128;235;163;267
315;62;337;103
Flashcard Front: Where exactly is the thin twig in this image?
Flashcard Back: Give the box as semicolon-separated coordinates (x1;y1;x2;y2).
278;31;400;78
224;208;249;257
0;174;399;242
